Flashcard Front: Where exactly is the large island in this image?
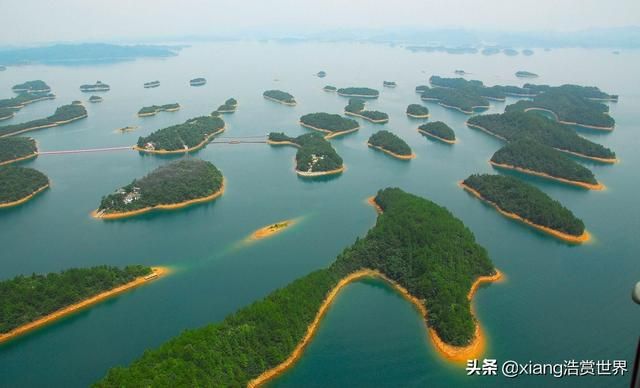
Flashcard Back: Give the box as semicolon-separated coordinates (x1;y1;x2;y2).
0;165;49;208
368;130;414;159
418;121;456;144
299;112;360;138
344;98;389;123
263;90;296;106
337;87;379;98
0;137;38;165
268;132;344;177
0;103;87;137
135;115;225;153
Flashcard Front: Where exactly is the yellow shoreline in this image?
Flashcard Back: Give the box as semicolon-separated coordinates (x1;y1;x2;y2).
367;143;415;160
133;126;225;154
417;128;457;144
267;140;301;148
344;111;389;123
0;152;38;166
299;121;360;139
263;95;297;106
0;267;170;344
249;219;295;240
407;112;430;119
459;182;590;244
489;161;605;190
296;166;345;177
0;183;49;208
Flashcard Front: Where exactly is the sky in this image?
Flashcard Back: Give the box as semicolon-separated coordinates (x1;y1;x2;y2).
1;0;640;44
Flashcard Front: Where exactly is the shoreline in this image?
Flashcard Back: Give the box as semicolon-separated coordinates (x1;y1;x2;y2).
0;183;49;208
133;126;225;154
489;161;604;190
407;112;430;119
0;267;170;344
459;182;590;244
336;92;379;98
92;181;225;220
417;128;457;144
266;140;301;148
299;121;360;139
367;143;415;160
263;95;297;106
344;111;389;123
296;166;345;177
523;108;614;131
0;152;38;166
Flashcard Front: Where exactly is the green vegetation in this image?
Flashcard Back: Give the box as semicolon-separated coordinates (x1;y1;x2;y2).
368;130;412;156
429;76;506;101
463;174;585;236
0;108;13;120
137;103;180;116
0;92;56;110
0;137;37;165
515;71;538;78
98;159;223;214
268;132;343;174
136;116;224;152
406;104;429;117
0;104;87;137
299;112;359;135
323;85;337;92
317;71;326;78
420;86;490;114
418;121;456;142
88;95;103;103
263;90;296;105
383;81;397;87
0;265;152;334
0;166;48;205
522;83;618;101
144;80;160;88
491;139;597;185
12;80;51;93
216;98;238;113
190;78;206;86
344;98;389;123
337;87;379;98
96;188;495;386
467;111;616;160
80;81;110;92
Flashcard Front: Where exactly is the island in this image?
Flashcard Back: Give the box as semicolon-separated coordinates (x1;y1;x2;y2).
263;90;296;106
0;137;38;165
190;78;206;86
0;92;56;111
337;87;379;98
522;49;534;56
454;70;467;75
0;103;88;137
522;83;618;101
12;80;51;93
490;138;603;190
95;187;500;387
267;132;344;177
0;265;168;344
503;48;519;56
0;108;13;121
420;86;490;114
515;71;538;78
406;104;430;118
367;130;414;160
323;85;337;92
467;111;617;163
80;81;110;92
250;220;295;240
383;81;397;88
89;95;103;103
215;98;238;113
461;174;588;243
137;103;181;117
429;76;506;101
0;166;49;208
299;112;360;138
418;121;457;144
144;80;160;88
481;47;501;55
317;71;326;78
344;98;389;123
93;159;224;219
134;115;225;153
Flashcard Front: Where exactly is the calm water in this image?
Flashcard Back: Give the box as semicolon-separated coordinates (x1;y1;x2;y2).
0;42;638;387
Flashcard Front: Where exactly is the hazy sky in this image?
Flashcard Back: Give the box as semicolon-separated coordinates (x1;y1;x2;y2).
2;0;640;44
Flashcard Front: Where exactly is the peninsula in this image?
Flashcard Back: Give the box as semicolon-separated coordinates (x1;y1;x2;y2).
406;104;430;118
267;132;344;177
0;165;49;208
190;78;206;86
215;98;238;113
0;137;38;165
344;98;389;123
135;115;225;153
12;80;51;93
368;130;414;159
93;159;224;219
144;80;160;88
299;112;360;138
337;87;379;98
263;90;296;105
80;81;110;92
0;103;88;137
418;121;457;144
137;103;180;117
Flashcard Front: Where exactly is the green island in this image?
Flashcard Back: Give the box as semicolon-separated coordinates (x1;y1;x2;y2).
406;104;430;118
522;83;618;101
0;103;88;137
12;80;51;93
467;111;616;163
368;130;414;159
0;137;38;165
190;78;206;86
80;81;110;92
490;138;602;190
383;81;397;88
263;90;296;106
137;103;180;117
418;121;456;144
144;80;160;88
461;174;588;243
299;112;360;138
515;71;538;78
337;87;379;98
88;95;103;103
344;98;389;123
429;76;506;101
216;98;238;113
268;132;344;176
317;71;326;78
135;115;225;153
96;187;498;386
94;159;224;219
420;86;490;114
0;165;49;207
323;85;337;92
0;92;56;111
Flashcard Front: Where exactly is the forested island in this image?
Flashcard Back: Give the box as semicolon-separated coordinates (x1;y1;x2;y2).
0;265;166;343
383;81;397;88
0;137;38;165
299;112;360;138
93;159;224;219
406;104;430;118
467;111;617;163
267;132;344;176
144;80;160;88
190;78;206;86
419;85;490;114
344;98;389;123
337;87;379;98
323;85;337;92
95;188;499;386
80;81;110;92
0;92;56;111
263;90;296;105
368;130;414;159
137;103;180;117
429;76;506;101
12;80;51;93
515;71;538;78
0;166;49;208
317;71;326;78
490;139;603;190
216;98;238;113
418;121;457;144
461;174;588;243
135;116;225;153
522;83;618;101
0;104;88;137
0;109;13;121
89;95;103;103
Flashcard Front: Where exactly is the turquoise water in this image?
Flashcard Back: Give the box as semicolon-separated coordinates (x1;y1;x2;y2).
0;42;638;387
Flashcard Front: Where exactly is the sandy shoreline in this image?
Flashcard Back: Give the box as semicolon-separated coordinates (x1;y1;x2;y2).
263;95;297;106
489;161;604;190
336;92;379;98
267;140;301;148
296;166;345;177
299;121;360;139
367;143;415;160
0;152;38;166
407;113;430;119
523;107;614;131
417;128;457;144
133;126;225;154
0;267;169;344
249;219;295;240
0;183;49;208
344;111;389;123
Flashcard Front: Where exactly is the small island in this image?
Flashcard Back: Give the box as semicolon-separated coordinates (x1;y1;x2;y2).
0;265;168;344
12;80;51;93
317;71;326;78
137;103;181;117
0;137;38;165
344;98;389;123
89;95;103;103
215;98;238;113
383;81;397;88
323;85;337;92
515;71;538;78
80;81;110;92
299;112;360;138
406;104;430;118
503;48;519;56
135;115;225;153
522;49;534;56
267;132;344;177
93;159;224;219
263;90;296;106
454;70;467;75
190;78;206;86
418;121;456;144
0;103;88;137
0;165;49;208
461;174;588;243
144;80;160;88
367;130;414;160
250;220;295;240
337;87;379;98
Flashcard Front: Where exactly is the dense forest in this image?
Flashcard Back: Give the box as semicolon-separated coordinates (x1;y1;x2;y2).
268;132;343;173
98;159;223;214
406;104;430;117
337;87;379;98
80;81;110;92
467;111;616;160
344;98;389;122
428;76;506;100
420;86;489;114
0;137;37;165
11;80;51;93
263;90;296;104
491;139;597;185
137;103;180;116
522;83;618;101
418;121;456;141
0;265;151;334
0;92;55;110
0;103;87;137
368;130;412;156
96;188;496;386
299;112;359;133
463;174;585;236
136;116;225;152
0;165;49;204
216;98;238;112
